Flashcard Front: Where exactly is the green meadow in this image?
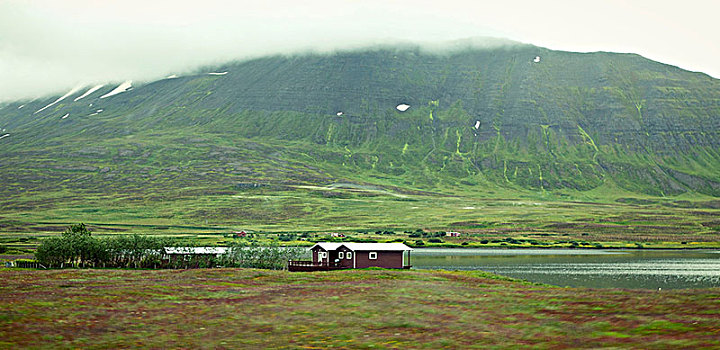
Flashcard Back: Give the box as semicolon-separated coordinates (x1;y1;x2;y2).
2;180;718;251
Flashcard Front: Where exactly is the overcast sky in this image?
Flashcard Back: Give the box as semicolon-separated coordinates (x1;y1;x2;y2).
1;0;718;101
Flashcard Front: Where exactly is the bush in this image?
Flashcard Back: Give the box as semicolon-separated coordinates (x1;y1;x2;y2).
104;234;168;268
428;238;444;243
35;223;107;268
34;223;305;270
36;225;169;269
278;233;297;242
219;243;305;270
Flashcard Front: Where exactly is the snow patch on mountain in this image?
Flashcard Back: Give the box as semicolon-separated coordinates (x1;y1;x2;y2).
100;81;132;99
74;84;105;101
396;104;410;112
35;87;81;114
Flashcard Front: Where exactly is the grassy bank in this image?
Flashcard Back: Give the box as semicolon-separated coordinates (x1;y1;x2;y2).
2;181;719;252
1;268;719;348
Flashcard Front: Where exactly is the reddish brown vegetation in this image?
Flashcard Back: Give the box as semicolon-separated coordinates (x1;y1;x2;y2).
0;268;719;348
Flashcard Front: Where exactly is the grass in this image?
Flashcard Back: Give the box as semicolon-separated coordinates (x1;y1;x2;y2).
1;267;719;348
1;182;718;250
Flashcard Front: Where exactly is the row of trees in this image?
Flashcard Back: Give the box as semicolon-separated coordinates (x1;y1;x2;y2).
34;224;305;269
218;245;305;270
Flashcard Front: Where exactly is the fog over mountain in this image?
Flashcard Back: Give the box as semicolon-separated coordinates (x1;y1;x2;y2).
1;0;719;101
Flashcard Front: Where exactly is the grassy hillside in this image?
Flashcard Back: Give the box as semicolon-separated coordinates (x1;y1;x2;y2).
1;268;719;348
0;44;718;243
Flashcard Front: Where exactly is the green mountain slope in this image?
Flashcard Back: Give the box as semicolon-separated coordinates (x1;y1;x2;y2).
0;44;718;236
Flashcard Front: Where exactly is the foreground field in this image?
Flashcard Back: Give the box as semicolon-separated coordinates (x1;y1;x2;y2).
1;268;719;348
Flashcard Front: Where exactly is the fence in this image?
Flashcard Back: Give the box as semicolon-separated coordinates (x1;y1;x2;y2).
13;260;47;269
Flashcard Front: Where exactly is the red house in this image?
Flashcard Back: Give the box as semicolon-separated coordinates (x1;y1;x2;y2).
288;242;413;272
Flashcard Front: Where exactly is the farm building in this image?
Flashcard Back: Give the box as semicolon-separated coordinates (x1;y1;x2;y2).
288;242;413;272
445;231;462;237
163;247;229;258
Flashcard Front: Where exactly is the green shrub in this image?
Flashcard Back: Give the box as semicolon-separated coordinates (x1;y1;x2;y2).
35;223;107;268
34;224;305;270
219;243;305;270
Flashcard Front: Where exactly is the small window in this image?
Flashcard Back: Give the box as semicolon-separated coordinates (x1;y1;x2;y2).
369;252;377;260
319;252;326;259
339;252;344;259
346;252;352;259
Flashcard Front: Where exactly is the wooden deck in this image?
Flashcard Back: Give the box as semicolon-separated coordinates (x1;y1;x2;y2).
287;260;348;272
288;260;413;272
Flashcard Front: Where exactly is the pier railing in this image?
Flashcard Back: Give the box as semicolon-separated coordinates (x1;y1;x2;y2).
287;260;344;272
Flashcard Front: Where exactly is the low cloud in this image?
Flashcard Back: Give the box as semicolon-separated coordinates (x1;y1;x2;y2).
1;0;718;101
0;0;505;101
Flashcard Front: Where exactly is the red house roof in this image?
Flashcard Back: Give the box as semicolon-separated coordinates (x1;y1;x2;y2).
310;242;413;251
290;242;413;271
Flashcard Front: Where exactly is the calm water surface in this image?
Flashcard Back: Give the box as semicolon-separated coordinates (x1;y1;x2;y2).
411;248;720;289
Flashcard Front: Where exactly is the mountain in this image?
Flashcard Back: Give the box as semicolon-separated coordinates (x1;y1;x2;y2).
0;43;718;233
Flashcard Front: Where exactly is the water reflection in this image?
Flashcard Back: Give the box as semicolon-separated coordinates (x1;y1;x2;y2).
412;249;720;289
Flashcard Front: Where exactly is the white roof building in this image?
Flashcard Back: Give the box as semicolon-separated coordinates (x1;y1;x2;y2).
310;242;413;251
164;247;230;255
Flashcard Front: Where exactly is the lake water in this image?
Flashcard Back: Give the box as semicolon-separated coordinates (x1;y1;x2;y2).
411;248;720;289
